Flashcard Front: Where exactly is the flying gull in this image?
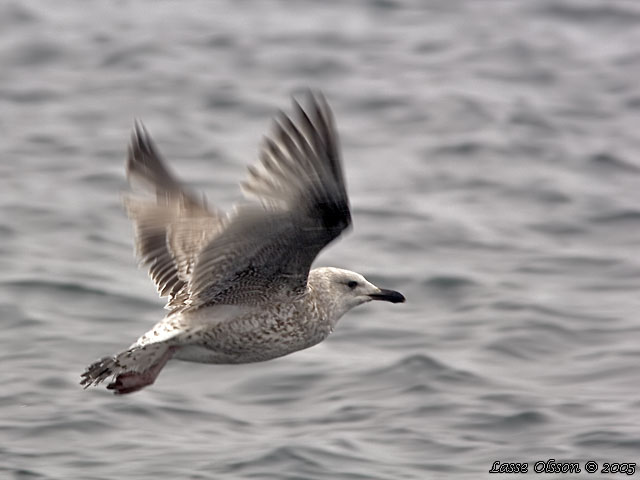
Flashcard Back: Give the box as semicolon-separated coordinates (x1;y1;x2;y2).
80;92;405;394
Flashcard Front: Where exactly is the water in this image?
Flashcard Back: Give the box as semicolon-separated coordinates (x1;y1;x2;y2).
2;0;640;478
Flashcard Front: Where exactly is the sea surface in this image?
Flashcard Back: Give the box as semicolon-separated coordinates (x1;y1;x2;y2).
2;1;640;478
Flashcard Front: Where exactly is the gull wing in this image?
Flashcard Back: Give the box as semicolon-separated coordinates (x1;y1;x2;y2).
187;92;351;308
124;123;226;310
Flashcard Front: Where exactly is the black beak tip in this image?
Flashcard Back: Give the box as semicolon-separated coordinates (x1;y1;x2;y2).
369;289;405;304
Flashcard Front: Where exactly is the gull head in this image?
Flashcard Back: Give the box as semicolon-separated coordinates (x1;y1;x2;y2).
309;267;405;320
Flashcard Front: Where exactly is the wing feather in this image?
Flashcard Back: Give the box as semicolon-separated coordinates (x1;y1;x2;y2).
188;92;351;308
122;92;350;311
124;123;225;310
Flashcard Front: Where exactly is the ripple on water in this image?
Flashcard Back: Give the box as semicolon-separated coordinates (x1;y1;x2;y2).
4;468;51;480
573;430;640;453
0;3;38;27
535;2;640;27
222;445;389;480
588;152;640;174
462;410;548;433
422;274;478;289
368;353;484;388
588;209;640;226
232;370;328;406
2;278;159;311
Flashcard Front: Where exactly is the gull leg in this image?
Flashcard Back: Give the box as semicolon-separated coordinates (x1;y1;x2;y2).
81;343;177;394
107;346;175;394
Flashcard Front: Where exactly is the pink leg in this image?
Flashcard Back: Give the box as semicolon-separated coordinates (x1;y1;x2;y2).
107;347;176;395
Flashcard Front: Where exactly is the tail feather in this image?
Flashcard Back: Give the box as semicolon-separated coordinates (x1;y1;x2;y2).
80;343;175;394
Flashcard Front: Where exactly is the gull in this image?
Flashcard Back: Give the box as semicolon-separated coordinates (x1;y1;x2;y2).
80;92;405;394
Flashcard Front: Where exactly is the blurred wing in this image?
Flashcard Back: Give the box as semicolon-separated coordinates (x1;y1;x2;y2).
188;92;351;307
125;122;226;310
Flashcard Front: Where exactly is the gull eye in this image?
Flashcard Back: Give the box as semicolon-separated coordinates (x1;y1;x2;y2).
347;280;358;289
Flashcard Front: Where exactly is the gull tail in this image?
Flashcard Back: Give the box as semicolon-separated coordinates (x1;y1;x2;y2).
80;342;175;395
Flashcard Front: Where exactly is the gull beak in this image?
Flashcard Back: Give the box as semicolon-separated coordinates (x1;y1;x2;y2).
368;288;405;304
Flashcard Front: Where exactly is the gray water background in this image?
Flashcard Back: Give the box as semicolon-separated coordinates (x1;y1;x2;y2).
2;1;640;478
